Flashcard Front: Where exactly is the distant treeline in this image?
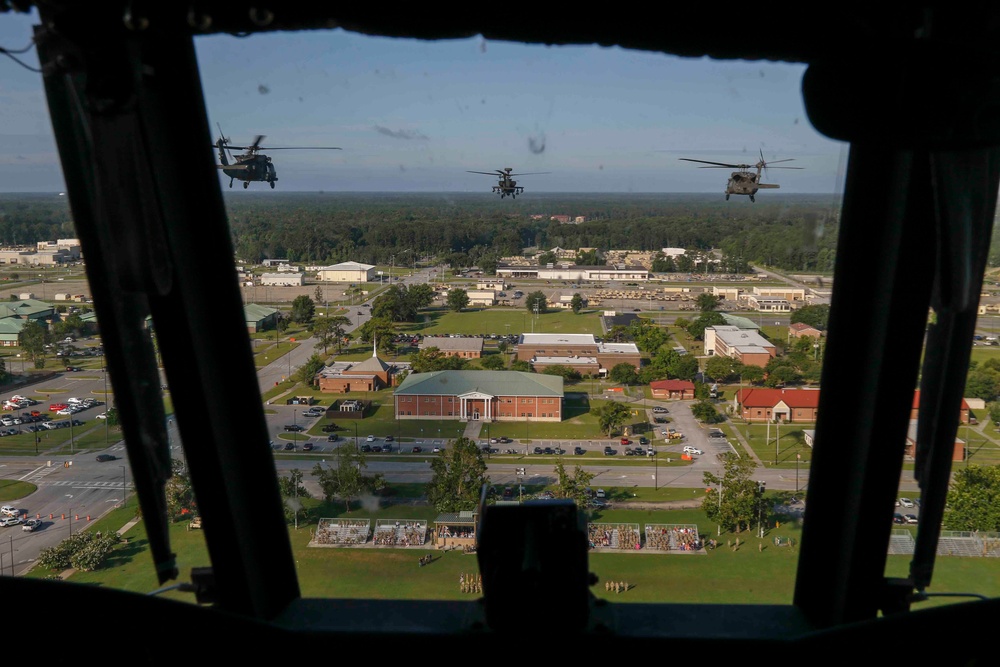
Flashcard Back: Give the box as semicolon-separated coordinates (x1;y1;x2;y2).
0;191;855;272
220;192;844;273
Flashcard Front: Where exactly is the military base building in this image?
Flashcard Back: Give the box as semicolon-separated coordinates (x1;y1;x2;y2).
316;261;376;283
516;333;641;376
394;370;564;421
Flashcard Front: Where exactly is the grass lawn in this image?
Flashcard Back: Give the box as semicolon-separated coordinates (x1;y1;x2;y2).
38;497;1000;609
740;422;814;467
0;479;36;502
397;308;603;337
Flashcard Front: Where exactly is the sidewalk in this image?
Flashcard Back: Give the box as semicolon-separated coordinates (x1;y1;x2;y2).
726;419;764;466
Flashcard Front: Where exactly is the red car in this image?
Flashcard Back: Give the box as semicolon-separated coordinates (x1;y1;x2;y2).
49;403;68;412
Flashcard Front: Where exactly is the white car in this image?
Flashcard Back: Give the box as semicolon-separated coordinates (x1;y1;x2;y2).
682;446;703;455
96;412;107;420
899;497;915;508
0;516;21;527
22;519;41;532
366;435;375;442
0;505;17;517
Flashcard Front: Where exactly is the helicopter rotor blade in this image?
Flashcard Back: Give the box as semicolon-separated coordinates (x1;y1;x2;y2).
257;146;343;150
508;172;551;176
679;158;744;168
467;171;503;175
250;135;265;150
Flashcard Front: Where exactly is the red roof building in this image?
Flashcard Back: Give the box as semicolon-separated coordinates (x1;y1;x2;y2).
650;379;696;399
788;322;823;339
734;388;821;422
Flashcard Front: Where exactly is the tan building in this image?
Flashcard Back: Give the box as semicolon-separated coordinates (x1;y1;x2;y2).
705;325;776;367
467;289;496;307
316;261;376;283
418;336;483;359
753;286;805;302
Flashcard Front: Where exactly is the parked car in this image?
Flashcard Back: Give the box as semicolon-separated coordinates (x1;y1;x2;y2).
652;406;667;413
366;435;375;442
96;454;118;462
574;446;586;455
283;443;295;451
533;447;543;454
302;443;314;451
904;514;919;524
639;437;649;445
411;446;422;453
892;513;907;524
283;425;305;432
603;446;616;456
327;434;339;442
360;445;372;452
384;435;394;442
0;516;21;527
682;446;703;455
21;519;41;532
899;497;915;508
0;505;17;517
588;498;608;509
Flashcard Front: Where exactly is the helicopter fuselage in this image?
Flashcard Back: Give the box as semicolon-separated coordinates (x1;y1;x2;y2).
217;140;278;189
725;168;778;202
492;178;523;198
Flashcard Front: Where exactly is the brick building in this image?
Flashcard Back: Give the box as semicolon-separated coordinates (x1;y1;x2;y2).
418;336;484;359
394;370;563;422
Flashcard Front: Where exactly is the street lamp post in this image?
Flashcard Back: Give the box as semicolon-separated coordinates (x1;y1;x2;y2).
120;465;127;508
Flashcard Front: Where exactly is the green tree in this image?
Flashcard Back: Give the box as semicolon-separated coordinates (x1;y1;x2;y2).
411;347;468;373
553;461;595;508
278;468;311;525
575;249;603;265
511;359;534;372
944;464;1000;531
312;315;351;355
425;436;489;513
594;401;631;436
357;316;396;354
705;355;740;383
667;354;700;381
314;286;324;304
525;290;548;314
651;255;676;272
295;353;326;384
311;444;384;513
685;311;726;341
702;453;766;533
608;362;638;385
988;401;1000;426
104;407;121;428
790;304;830;330
447;288;470;312
570;293;584;314
19;319;47;368
290;295;316;325
542;364;581;381
480;354;506;370
691;399;724;423
696;293;720;312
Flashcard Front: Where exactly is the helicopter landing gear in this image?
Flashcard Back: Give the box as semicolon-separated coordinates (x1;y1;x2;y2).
269;180;275;189
243;181;249;189
725;193;729;200
749;194;755;202
229;178;234;188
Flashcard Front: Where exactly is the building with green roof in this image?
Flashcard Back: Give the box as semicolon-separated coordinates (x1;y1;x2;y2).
244;303;279;333
394;370;563;422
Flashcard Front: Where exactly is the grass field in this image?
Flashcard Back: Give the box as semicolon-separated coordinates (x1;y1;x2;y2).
36;496;1000;610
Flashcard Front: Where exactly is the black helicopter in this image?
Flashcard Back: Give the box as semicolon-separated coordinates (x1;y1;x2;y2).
679;150;802;202
214;130;341;189
467;167;550;198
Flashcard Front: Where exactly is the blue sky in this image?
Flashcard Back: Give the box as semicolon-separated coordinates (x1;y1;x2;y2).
0;10;846;193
